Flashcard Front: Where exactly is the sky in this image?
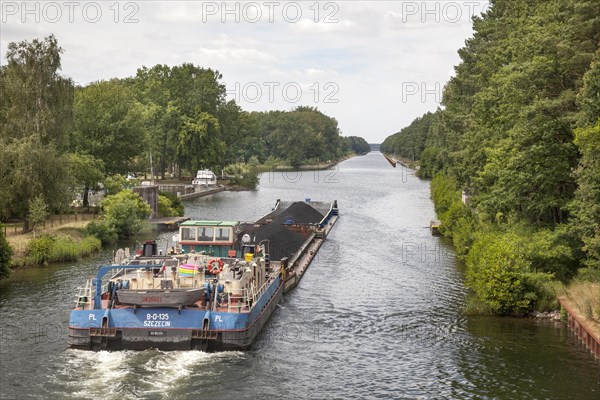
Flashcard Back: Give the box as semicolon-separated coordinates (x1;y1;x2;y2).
0;1;489;143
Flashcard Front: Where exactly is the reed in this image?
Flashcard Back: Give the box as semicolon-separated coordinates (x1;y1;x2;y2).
26;235;101;265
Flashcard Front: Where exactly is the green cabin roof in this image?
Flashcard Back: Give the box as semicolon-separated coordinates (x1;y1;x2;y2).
180;220;238;227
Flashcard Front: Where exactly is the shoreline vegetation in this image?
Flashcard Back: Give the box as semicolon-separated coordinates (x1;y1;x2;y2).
0;34;370;278
380;2;600;332
0;153;359;271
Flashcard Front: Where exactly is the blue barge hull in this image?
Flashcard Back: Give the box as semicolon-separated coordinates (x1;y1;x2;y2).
69;276;283;351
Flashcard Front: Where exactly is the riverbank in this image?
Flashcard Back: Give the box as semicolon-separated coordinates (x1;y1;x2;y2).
7;220;99;267
558;283;600;359
4;155;359;269
390;154;419;169
6;214;97;255
428;171;600;340
262;153;356;172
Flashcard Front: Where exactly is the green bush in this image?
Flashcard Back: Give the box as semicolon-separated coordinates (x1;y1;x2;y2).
528;274;562;312
520;225;579;281
574;266;600;282
158;195;179;218
160;192;184;216
27;234;101;265
466;231;538;315
430;173;460;216
418;147;444;179
225;158;260;189
0;224;13;279
429;172;576;315
27;235;56;265
102;174;133;195
101;189;152;238
451;212;479;259
85;220;118;245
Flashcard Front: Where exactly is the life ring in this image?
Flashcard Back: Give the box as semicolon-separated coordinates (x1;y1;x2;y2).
207;258;224;275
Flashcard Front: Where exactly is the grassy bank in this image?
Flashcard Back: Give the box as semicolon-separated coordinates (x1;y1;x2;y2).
24;233;101;265
562;281;600;326
7;220;101;267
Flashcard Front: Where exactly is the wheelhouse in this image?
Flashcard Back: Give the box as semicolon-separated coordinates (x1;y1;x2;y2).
179;220;239;257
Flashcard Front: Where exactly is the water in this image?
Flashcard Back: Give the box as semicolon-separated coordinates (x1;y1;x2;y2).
0;153;598;399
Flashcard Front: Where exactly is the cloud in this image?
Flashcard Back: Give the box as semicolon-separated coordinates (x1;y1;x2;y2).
0;1;478;142
291;18;358;34
192;47;277;64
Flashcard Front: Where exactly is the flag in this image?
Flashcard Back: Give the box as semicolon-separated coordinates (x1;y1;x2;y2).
178;264;197;277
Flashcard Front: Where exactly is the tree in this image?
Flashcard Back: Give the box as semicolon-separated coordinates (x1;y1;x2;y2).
177;111;223;173
102;174;131;196
0;35;74;223
0;136;71;224
0;224;12;279
571;121;600;273
0;34;73;149
28;195;49;238
570;46;600;276
67;153;104;208
72;79;145;175
379;0;600;311
101;190;152;238
343;136;370;155
133;64;228;177
380;111;438;160
245;107;344;166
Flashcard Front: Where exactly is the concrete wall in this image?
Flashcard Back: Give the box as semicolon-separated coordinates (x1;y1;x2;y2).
133;185;158;219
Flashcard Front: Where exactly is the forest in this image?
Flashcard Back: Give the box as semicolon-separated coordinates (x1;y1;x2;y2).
0;35;369;221
381;0;600;314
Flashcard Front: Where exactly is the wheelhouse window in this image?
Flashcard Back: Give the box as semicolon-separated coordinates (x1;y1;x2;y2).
181;227;196;241
215;227;231;241
198;227;214;241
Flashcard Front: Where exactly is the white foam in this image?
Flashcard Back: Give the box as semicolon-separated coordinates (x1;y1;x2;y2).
52;349;244;398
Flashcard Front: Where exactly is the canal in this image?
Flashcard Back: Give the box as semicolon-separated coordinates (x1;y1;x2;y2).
0;152;598;399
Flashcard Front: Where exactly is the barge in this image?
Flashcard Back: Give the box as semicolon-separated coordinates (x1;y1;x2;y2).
68;199;338;351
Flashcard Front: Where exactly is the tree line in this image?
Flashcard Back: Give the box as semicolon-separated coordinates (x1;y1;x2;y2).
0;35;368;222
381;0;600;314
0;35;369;277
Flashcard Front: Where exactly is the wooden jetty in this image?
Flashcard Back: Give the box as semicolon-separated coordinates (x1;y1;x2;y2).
150;216;191;231
430;220;442;236
382;153;397;168
179;186;225;200
558;297;600;360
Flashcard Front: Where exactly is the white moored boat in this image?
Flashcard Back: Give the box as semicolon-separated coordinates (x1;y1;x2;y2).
192;170;217;187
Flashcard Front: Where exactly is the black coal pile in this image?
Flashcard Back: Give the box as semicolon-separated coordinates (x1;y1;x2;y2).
251;223;306;261
271;202;324;225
